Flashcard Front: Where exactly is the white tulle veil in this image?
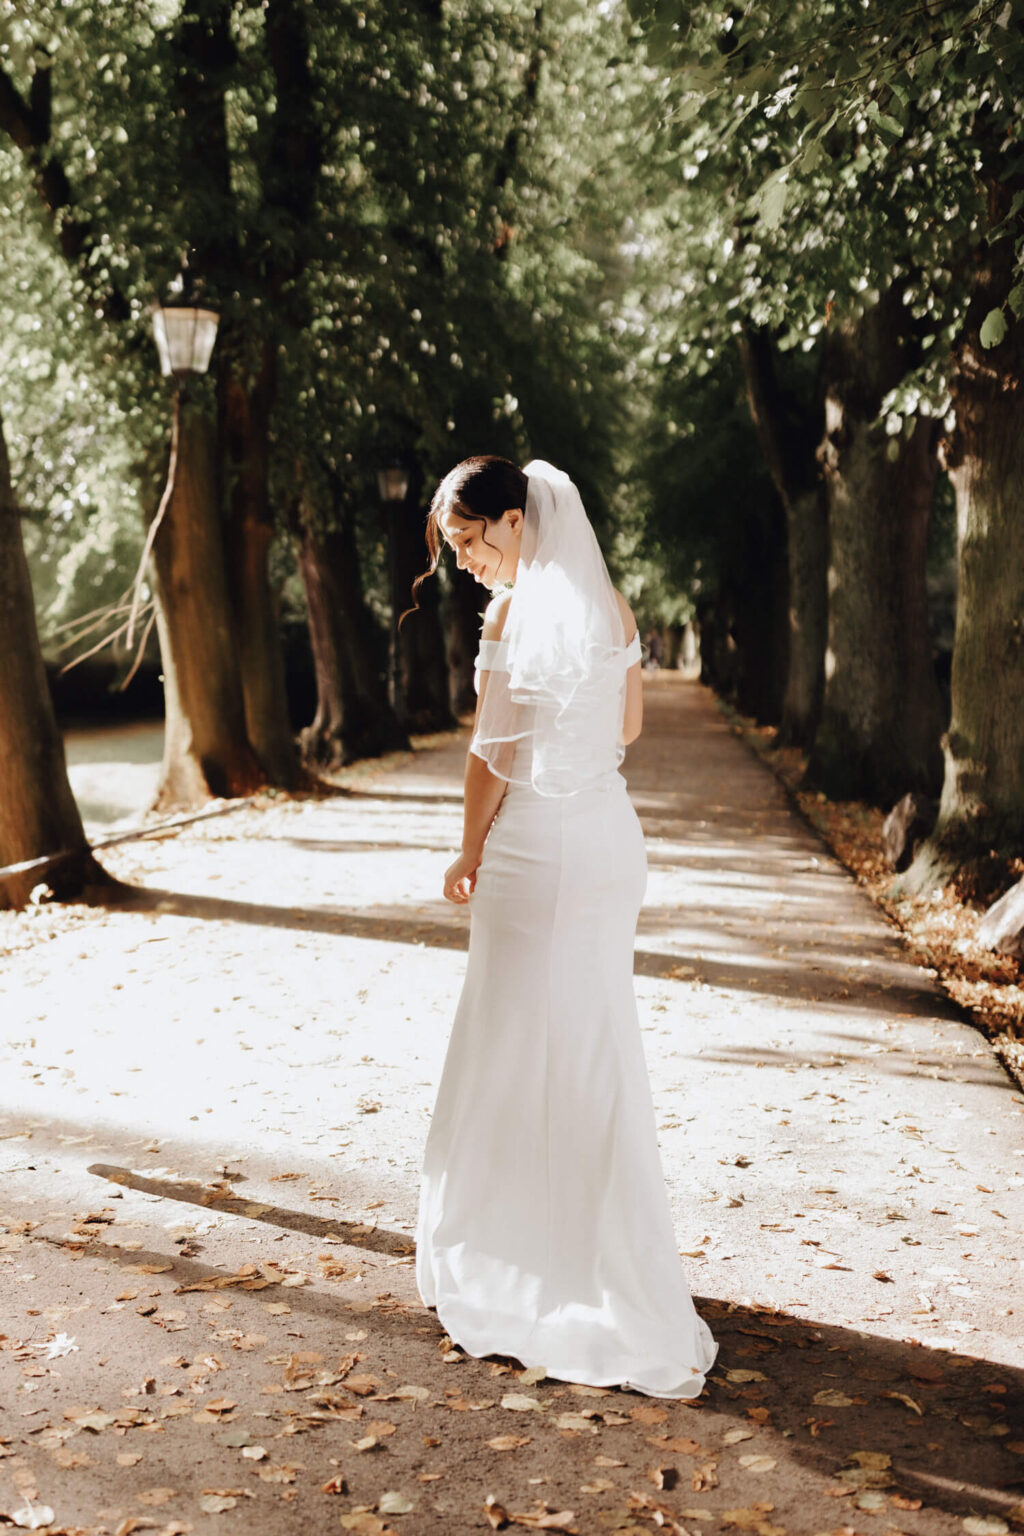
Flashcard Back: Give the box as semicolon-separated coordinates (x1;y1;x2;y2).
470;459;631;796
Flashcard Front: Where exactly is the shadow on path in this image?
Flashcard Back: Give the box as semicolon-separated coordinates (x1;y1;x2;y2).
86;1163;414;1257
90;881;960;1026
9;1193;1024;1533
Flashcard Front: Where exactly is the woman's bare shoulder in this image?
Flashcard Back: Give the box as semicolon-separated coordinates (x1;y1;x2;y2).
480;588;514;641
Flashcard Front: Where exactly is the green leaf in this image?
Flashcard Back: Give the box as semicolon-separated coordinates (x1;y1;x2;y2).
866;100;904;138
800;135;829;173
1008;282;1024;320
979;306;1008;348
756;171;789;231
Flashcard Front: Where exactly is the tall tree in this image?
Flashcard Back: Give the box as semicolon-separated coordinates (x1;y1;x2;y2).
629;0;1021;844
0;407;107;909
737;328;827;747
0;4;280;804
807;288;944;803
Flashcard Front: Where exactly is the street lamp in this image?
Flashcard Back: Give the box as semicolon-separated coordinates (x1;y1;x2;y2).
378;463;410;722
377;465;410;505
127;286;222;650
150;300;220;379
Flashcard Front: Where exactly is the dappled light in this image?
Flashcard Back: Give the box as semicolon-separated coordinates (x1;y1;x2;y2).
1;0;1022;1528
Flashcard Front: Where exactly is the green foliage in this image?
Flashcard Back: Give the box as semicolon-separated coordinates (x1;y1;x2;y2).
0;0;664;646
0;149;151;649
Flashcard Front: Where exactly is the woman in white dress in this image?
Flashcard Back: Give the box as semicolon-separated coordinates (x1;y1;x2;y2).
414;456;717;1399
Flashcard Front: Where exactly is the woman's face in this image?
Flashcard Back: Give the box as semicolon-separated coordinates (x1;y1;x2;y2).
439;505;523;589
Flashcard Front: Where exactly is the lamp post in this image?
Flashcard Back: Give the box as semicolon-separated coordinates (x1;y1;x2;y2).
377;463;411;723
126;288;222;651
150;298;220;382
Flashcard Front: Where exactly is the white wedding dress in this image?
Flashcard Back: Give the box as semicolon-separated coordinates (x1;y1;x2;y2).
415;629;717;1398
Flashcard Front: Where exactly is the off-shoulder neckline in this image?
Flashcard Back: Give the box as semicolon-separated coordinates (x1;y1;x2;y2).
478;630;639;653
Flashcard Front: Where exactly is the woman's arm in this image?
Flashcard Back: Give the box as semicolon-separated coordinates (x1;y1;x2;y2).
443;749;508;903
443;593;512;904
615;590;643;745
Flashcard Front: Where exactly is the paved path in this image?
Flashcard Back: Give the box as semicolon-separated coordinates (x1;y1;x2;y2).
63;721;163;832
1;677;1022;1535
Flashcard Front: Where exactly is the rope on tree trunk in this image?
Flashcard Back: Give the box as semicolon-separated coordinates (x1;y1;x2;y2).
0;797;258;883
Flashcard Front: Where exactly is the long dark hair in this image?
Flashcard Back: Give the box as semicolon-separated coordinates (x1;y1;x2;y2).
406;455;528;619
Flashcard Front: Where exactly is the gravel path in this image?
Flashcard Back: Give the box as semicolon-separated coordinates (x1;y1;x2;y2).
1;676;1022;1535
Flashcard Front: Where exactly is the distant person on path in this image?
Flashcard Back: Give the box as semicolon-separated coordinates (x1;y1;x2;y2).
644;627;663;671
411;455;717;1398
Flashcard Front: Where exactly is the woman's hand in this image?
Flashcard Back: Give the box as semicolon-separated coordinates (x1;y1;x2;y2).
444;850;481;904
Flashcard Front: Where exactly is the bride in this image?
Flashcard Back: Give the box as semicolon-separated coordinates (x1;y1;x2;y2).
414;455;717;1398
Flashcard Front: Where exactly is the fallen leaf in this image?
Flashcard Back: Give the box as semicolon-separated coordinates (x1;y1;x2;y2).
199;1494;237;1513
257;1463;302;1483
322;1474;349;1493
240;1445;268;1461
692;1460;719;1492
4;1505;55;1531
629;1402;668;1425
138;1487;177;1506
720;1507;785;1536
594;1455;625;1467
738;1455;776;1473
379;1491;415;1514
962;1520;1009;1535
723;1429;756;1446
849;1451;891;1470
507;1506;576;1531
882;1391;923;1416
51;1447;93;1469
69;1408;118;1433
890;1493;923;1510
488;1435;532;1451
39;1332;79;1358
813;1389;853;1408
216;1430;255;1447
484;1495;509;1530
907;1355;944;1383
344;1374;382;1396
646;1434;704;1455
501;1394;545;1413
727;1370;768;1384
175;1264;275;1294
392;1384;430;1403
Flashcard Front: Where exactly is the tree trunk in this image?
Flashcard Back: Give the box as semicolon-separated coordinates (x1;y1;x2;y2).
908;169;1024;890
805;290;944;805
394;473;455;734
294;488;408;767
150;391;263;809
0;409;108;908
444;567;485;717
219;341;300;786
727;527;788;726
738;328;827;747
